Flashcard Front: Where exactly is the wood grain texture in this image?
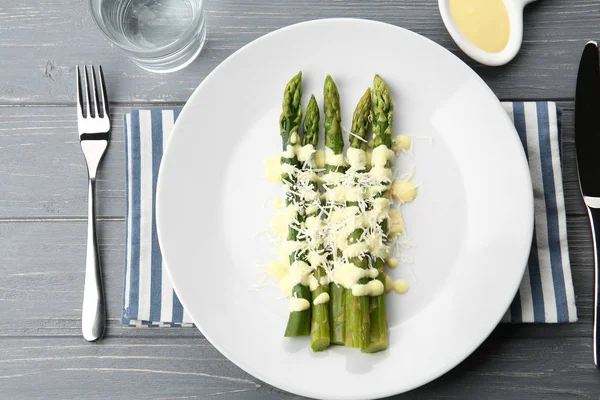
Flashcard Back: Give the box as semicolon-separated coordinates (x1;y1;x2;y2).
0;0;599;104
0;105;175;218
1;336;600;400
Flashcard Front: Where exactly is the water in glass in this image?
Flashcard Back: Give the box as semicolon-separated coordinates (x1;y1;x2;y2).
91;0;206;73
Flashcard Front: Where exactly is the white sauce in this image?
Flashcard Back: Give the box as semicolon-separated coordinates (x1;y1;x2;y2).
385;274;394;293
393;279;410;294
313;292;330;305
324;186;349;203
391;180;418;203
270;204;297;240
279;260;312;297
343;242;369;259
325;147;345;166
287;260;312;286
344;186;363;203
342;215;366;237
307;250;326;269
297;144;316;163
371;145;395;168
289;132;299;144
306;204;319;215
272;198;285;209
332;262;379;289
352;279;384;297
267;259;288;280
364;230;390;259
366;184;391;198
388;209;405;238
347;148;367;171
263;155;282;184
321;172;345;186
308;275;319;292
370;166;393;182
330;206;359;223
289;297;310;312
281;144;297;159
392;135;412;153
279;240;307;260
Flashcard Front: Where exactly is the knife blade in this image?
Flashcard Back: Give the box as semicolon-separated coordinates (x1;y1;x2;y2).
576;41;600;200
575;40;600;369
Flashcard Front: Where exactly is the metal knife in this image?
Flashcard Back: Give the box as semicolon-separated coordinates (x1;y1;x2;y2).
575;40;600;368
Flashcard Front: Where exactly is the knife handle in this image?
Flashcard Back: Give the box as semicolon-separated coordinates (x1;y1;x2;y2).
587;205;600;368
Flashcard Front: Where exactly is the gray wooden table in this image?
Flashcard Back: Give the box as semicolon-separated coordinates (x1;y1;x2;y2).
1;0;600;398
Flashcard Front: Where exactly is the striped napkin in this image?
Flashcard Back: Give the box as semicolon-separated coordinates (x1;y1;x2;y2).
121;102;577;326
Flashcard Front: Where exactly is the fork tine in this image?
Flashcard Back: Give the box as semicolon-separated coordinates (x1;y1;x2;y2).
84;65;93;118
76;66;85;118
98;65;109;118
90;65;100;118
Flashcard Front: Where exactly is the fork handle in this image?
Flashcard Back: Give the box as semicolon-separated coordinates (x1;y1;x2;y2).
82;177;106;342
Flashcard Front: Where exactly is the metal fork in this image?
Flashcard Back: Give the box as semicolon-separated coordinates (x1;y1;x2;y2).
76;65;110;342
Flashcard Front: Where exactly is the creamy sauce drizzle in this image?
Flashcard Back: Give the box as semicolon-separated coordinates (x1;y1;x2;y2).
449;0;510;53
264;132;421;302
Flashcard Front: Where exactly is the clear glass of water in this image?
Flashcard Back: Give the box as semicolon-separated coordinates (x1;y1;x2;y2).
90;0;206;73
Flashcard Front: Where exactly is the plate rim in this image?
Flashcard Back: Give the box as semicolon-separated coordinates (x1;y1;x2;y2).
157;17;534;399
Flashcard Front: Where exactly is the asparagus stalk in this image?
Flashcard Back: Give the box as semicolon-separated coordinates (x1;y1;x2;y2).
363;75;393;353
324;75;346;345
345;89;372;348
280;72;312;337
301;95;331;352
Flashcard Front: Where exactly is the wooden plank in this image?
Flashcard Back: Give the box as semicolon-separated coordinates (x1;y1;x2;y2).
0;217;594;339
0;0;598;104
0;336;599;399
0;106;143;218
0;104;586;218
0;337;266;399
0;219;202;338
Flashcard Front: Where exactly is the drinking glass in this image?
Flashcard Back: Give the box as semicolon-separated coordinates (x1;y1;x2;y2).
90;0;206;73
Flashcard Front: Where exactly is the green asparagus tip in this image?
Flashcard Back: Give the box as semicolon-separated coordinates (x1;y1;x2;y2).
350;88;372;150
302;94;320;147
280;72;303;147
371;74;393;149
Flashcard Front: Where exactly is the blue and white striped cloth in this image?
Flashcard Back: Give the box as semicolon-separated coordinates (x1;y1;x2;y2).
121;102;577;326
501;102;577;323
122;109;193;327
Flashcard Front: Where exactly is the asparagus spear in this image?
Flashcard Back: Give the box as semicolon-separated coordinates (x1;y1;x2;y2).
301;95;330;352
324;75;346;345
345;89;371;348
280;71;303;149
280;72;312;337
363;75;393;353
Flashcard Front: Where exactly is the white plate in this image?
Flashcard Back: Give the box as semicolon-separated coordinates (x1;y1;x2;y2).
156;18;533;400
